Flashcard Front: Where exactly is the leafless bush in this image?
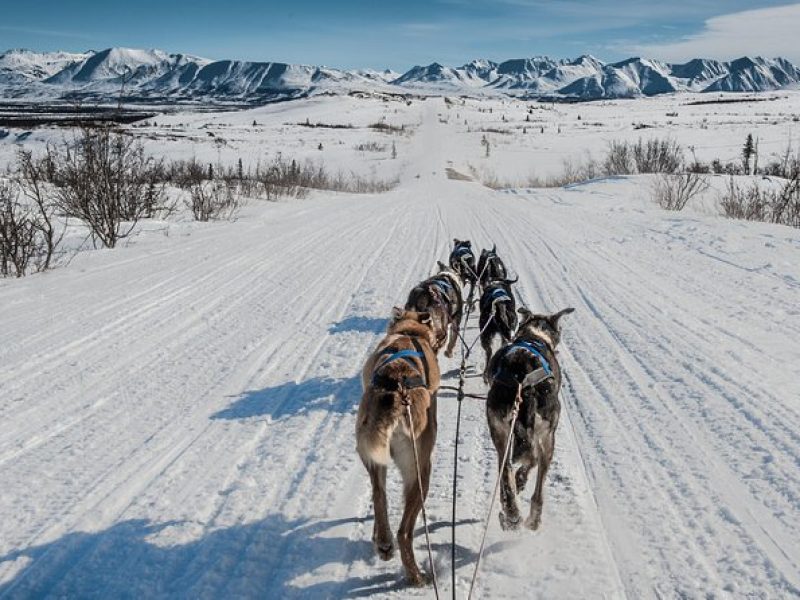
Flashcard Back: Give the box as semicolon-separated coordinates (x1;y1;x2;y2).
50;127;167;248
652;171;710;211
369;122;407;135
17;149;65;270
295;121;353;129
167;158;208;190
0;181;56;277
185;179;240;221
475;154;599;190
604;138;683;175
720;176;800;227
354;141;386;152
256;156;396;199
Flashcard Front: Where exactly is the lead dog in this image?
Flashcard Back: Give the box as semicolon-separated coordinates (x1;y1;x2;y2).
405;263;464;358
476;245;508;287
449;239;477;286
485;306;574;531
356;308;442;586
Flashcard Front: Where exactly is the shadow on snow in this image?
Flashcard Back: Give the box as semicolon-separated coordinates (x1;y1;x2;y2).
0;515;491;599
212;376;361;421
328;316;388;335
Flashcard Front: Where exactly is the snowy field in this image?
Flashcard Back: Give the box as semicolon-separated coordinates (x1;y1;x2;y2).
1;94;799;598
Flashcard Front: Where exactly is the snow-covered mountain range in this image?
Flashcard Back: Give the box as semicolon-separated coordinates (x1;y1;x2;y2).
2;47;799;103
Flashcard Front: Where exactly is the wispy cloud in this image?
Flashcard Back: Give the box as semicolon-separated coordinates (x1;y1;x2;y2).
625;3;800;61
399;22;448;36
0;25;94;41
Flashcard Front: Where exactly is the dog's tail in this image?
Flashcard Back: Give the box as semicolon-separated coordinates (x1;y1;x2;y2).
356;389;401;466
356;383;429;466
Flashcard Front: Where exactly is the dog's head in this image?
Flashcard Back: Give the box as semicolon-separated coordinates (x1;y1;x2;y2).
436;261;464;287
516;307;575;348
389;307;438;347
453;238;471;250
480;244;497;259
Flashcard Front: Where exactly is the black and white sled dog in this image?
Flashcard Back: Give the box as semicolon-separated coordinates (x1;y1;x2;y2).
405;263;464;358
448;239;477;286
476;245;508;287
477;276;519;382
485;306;575;531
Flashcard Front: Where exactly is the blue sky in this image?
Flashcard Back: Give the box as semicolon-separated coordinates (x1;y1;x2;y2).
2;1;799;70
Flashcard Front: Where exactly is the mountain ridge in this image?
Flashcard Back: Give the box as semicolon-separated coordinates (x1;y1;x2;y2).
2;47;799;102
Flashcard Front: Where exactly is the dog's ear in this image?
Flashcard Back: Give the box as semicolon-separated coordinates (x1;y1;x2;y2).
390;306;404;322
549;307;575;326
453;238;460;245
437;260;447;271
492;243;496;253
518;307;532;319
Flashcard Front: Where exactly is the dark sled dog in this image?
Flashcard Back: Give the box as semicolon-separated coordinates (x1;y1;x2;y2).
476;244;508;287
477;277;519;382
448;239;477;285
356;308;442;586
405;263;464;358
485;306;574;531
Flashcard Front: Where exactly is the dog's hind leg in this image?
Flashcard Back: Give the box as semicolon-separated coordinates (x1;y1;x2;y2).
488;412;521;530
394;436;431;586
526;430;555;531
445;320;458;358
481;332;494;384
366;462;394;559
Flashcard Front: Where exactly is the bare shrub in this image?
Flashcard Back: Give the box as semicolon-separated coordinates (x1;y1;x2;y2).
51;127;166;248
369;122;406;135
354;142;386;152
186;179;240;221
17;149;65;270
652;172;710;211
604;138;683;175
256;156;396;199
475;153;599;190
720;176;800;227
0;181;55;277
604;141;634;175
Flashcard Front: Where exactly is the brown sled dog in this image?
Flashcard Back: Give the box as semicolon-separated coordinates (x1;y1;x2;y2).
356;308;441;586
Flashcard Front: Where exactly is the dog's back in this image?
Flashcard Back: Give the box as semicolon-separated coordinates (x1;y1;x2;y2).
479;282;517;341
357;312;440;466
478;247;508;285
449;239;476;283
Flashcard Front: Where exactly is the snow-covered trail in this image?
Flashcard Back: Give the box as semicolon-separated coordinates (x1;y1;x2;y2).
1;99;799;599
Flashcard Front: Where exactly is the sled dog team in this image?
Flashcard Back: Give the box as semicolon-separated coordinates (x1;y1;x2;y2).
355;238;574;586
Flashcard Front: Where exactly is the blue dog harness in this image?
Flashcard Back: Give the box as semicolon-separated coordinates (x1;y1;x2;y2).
430;278;453;296
488;287;511;303
452;246;473;261
493;339;554;388
371;345;428;389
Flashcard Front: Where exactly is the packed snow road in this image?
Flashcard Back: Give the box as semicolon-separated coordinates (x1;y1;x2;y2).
1;100;799;599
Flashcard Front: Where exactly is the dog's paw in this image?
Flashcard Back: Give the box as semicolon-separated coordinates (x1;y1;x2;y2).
374;540;395;560
525;507;542;531
499;511;522;531
406;569;430;587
